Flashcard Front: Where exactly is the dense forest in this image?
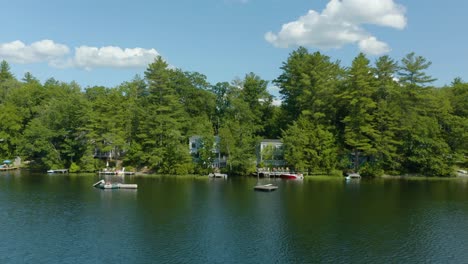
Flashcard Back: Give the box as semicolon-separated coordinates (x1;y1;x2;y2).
0;47;466;176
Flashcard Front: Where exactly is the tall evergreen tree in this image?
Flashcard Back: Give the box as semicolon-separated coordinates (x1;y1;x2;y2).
339;53;378;172
396;54;454;176
282;115;337;174
0;60;14;81
22;72;40;84
275;47;342;131
140;57;192;173
211;82;231;134
218;83;258;175
398;52;437;87
239;72;273;138
372;56;403;173
0;60;17;104
374;55;398;101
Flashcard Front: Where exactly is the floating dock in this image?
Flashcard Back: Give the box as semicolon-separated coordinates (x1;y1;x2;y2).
99;183;138;189
254;184;278;192
93;180;138;189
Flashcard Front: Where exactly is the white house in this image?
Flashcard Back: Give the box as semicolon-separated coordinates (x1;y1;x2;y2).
189;136;226;168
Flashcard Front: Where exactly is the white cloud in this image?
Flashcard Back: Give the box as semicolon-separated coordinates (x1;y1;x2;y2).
272;99;282;106
72;46;159;70
0;40;69;64
0;40;160;69
265;0;406;55
358;37;391;55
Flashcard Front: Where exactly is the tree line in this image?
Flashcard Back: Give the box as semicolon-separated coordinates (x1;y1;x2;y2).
0;48;466;176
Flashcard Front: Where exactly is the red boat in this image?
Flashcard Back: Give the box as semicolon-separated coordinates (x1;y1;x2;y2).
280;173;304;180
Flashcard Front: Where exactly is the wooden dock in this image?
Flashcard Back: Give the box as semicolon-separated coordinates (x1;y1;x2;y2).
254;184;278;192
256;170;295;178
98;171;135;176
0;167;18;171
47;169;68;173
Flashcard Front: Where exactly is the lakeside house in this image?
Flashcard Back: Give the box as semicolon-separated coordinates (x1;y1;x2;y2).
257;139;286;167
189;136;227;168
189;136;287;169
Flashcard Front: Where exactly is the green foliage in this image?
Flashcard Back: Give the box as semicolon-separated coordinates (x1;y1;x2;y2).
0;103;22;157
19;118;61;169
359;163;384;178
0;50;463;177
282;116;337;174
398;52;437;86
0;60;14;81
0;61;19;104
69;162;80;173
339;53;378;170
192;135;216;174
275;47;343;128
78;145;99;172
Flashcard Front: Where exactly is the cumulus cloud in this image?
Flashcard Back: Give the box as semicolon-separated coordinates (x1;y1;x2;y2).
0;40;160;69
72;46;159;70
358;37;391;55
265;0;406;55
0;40;69;64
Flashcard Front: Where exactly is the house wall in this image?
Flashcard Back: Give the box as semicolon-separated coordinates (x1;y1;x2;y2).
258;140;286;167
189;136;226;168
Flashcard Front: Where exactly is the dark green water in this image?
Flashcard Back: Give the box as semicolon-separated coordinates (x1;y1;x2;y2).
1;171;467;263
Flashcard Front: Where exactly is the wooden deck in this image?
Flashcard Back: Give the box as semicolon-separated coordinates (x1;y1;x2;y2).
256;170;294;178
47;169;69;173
254;184;278;192
98;171;135;176
0;167;18;171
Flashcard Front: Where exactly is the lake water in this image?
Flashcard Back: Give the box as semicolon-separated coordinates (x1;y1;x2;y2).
1;171;467;263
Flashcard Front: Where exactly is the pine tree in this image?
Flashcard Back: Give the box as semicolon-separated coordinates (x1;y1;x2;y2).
398;52;437;87
0;60;14;81
0;60;17;104
282;115;337;174
339;53;378;172
141;57;191;173
275;47;342;128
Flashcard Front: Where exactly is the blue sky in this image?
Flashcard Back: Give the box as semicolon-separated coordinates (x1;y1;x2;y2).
1;0;468;94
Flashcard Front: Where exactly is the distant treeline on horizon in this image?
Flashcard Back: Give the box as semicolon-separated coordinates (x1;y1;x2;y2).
0;47;466;177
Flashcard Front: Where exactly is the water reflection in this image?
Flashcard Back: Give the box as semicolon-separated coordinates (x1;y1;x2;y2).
0;173;467;263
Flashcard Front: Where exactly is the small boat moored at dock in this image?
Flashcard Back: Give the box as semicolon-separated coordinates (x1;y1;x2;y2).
1;160;18;171
280;173;304;180
345;173;361;180
93;179;138;189
208;172;228;179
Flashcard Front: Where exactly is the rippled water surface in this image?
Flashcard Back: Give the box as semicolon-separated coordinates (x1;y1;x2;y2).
1;171;467;263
